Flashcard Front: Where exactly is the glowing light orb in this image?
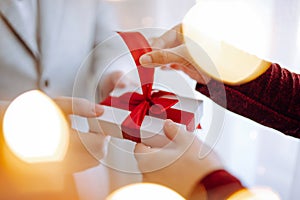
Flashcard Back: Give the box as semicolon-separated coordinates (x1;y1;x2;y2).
106;183;185;200
3;90;69;163
183;1;272;84
228;187;281;200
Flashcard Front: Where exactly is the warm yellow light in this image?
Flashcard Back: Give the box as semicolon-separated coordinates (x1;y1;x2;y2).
182;1;272;84
3;90;69;163
228;187;281;200
106;183;185;200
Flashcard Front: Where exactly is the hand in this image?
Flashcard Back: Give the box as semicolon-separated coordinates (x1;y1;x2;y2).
54;96;104;120
134;120;223;198
0;97;108;199
98;71;127;100
1;96;108;172
140;25;211;84
53;97;109;172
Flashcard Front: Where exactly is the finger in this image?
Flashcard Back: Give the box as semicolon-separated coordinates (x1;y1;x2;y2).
169;63;198;77
77;132;111;161
163;119;186;142
54;97;104;117
169;63;210;84
63;129;104;173
140;47;190;67
160;65;171;70
111;71;126;88
169;63;183;70
134;143;160;173
72;98;104;117
134;143;153;154
151;24;183;49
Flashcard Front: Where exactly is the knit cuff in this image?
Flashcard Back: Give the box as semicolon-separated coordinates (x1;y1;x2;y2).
200;170;245;200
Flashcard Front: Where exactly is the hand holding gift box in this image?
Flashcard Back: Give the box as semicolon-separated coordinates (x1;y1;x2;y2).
89;32;202;147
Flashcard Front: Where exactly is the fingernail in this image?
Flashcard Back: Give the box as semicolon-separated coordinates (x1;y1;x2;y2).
140;54;152;64
95;104;104;115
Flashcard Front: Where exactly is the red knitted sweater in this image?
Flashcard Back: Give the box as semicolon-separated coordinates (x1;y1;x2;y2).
196;63;300;136
195;63;300;199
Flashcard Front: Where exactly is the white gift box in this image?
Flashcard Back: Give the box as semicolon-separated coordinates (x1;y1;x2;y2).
87;31;203;146
88;86;203;147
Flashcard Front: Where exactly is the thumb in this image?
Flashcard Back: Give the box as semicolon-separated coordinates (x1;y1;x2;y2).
163;120;185;142
134;143;153;154
54;97;104;118
150;24;183;49
139;49;179;67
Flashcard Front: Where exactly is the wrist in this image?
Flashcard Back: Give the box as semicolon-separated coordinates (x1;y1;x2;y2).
185;149;224;198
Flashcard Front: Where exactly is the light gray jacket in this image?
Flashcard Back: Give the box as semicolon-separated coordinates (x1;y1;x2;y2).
0;0;116;100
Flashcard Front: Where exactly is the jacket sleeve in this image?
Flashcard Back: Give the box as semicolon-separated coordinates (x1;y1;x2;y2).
196;63;300;138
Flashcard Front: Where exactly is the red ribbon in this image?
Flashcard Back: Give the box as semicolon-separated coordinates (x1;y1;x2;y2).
101;32;198;143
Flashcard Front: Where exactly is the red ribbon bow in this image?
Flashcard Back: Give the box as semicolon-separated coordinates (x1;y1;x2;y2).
101;32;198;143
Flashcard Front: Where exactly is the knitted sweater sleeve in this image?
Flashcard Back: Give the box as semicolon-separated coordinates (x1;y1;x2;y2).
196;63;300;137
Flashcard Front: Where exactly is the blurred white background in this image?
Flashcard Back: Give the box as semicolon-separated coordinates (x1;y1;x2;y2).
75;0;300;199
